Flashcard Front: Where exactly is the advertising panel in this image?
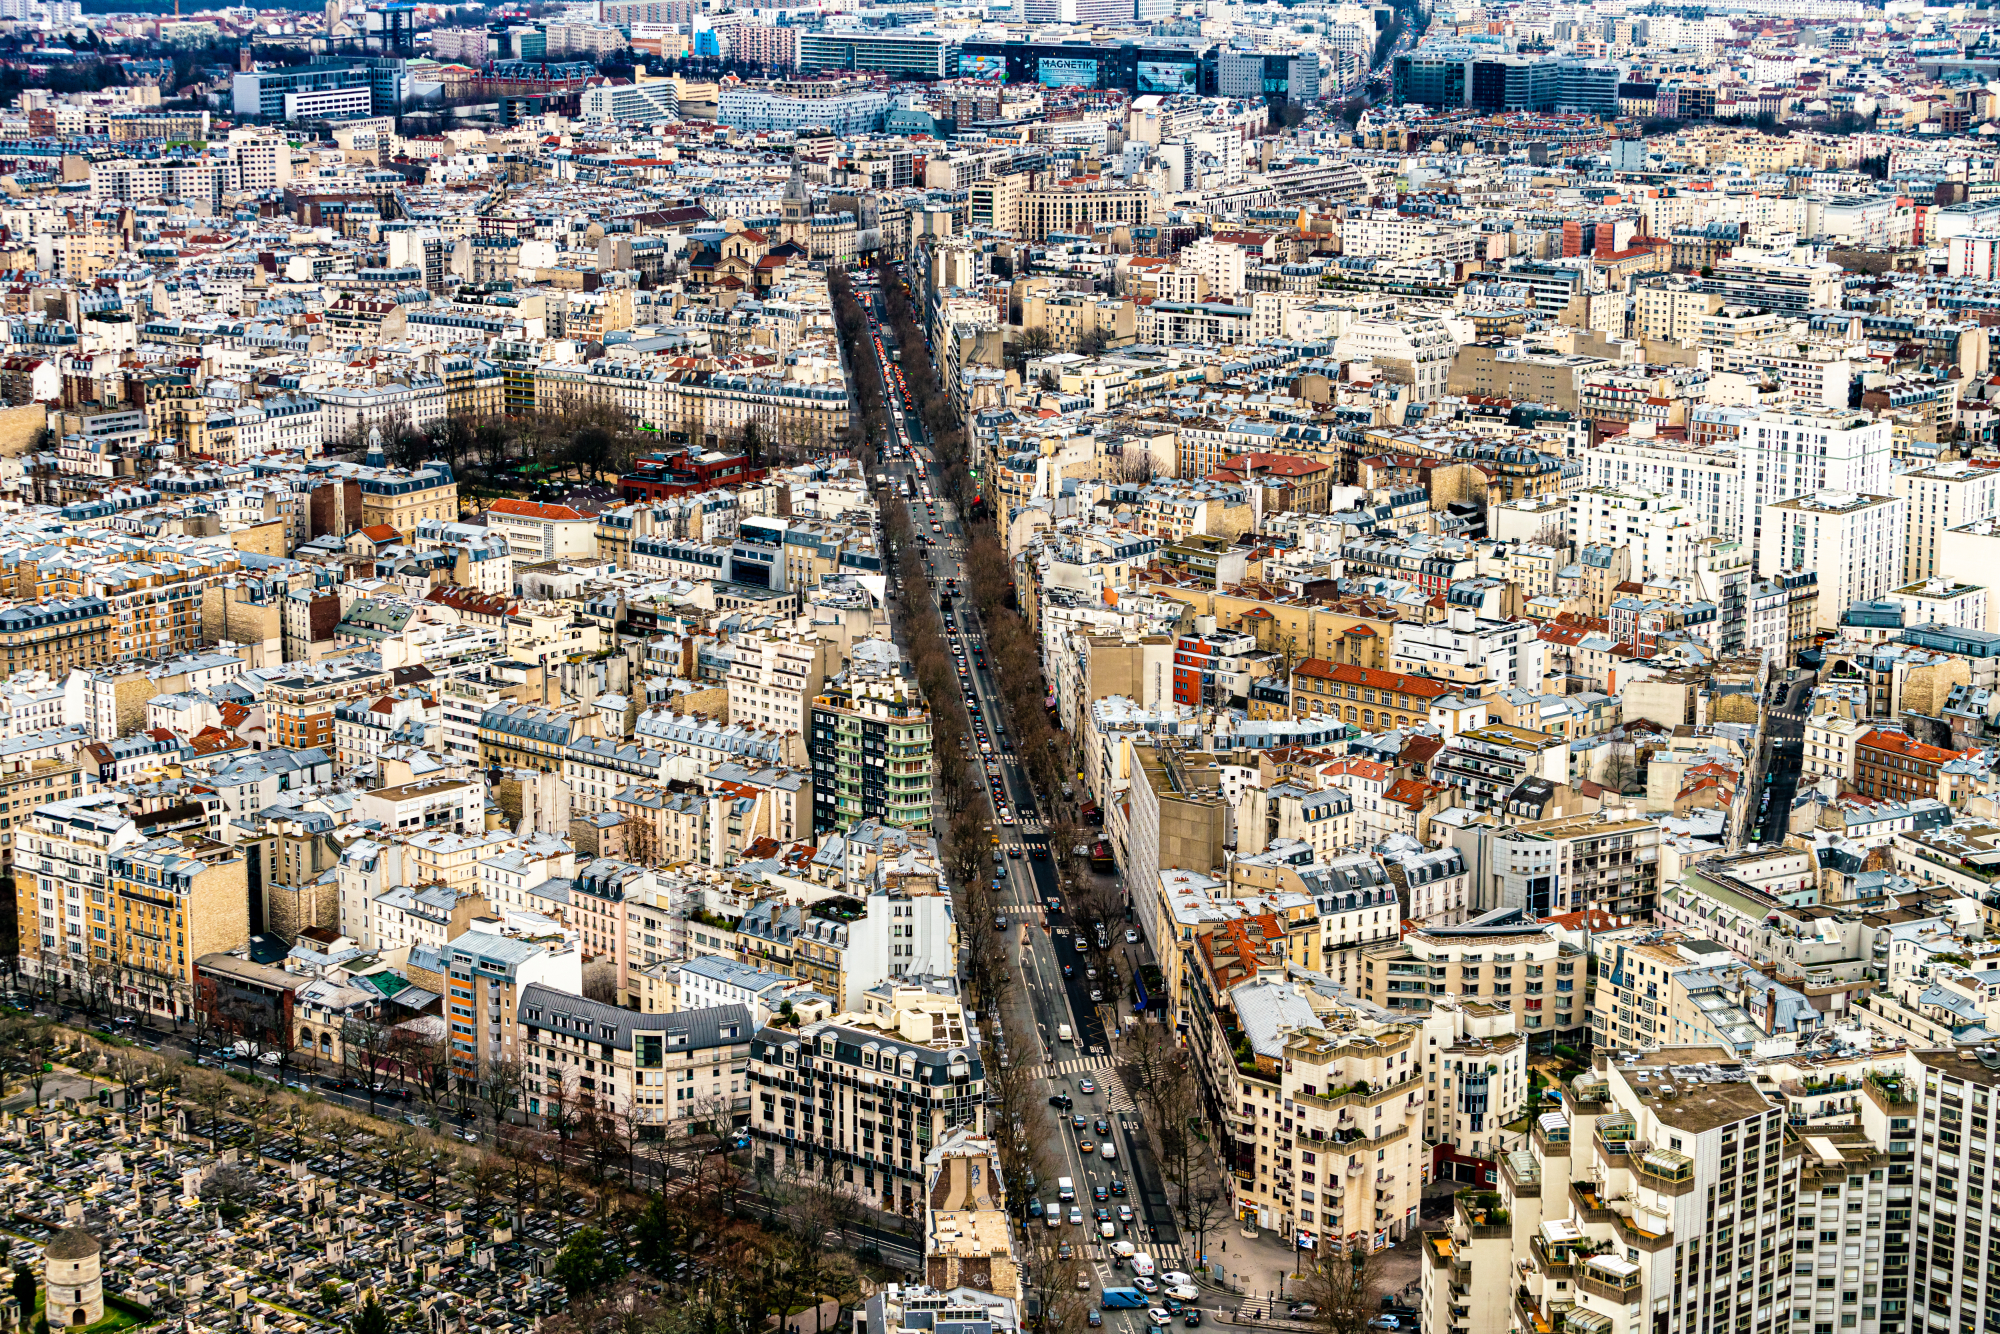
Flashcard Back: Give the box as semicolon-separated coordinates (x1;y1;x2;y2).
1136;59;1195;93
1036;55;1098;87
959;52;1006;78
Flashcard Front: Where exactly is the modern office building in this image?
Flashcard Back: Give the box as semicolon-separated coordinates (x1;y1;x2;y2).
953;39;1214;95
231;63;373;119
797;31;952;78
1216;50;1320;104
1394;46;1623;112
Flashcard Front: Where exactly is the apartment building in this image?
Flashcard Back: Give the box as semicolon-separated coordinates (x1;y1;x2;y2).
745;989;986;1218
1852;729;1973;804
1361;919;1584;1043
1223;1006;1429;1249
728;631;830;736
478;702;603;774
265;659;395;753
1585;432;1747;543
1489;812;1662;919
1890;460;2000;584
1434;725;1569;813
1739;408;1892;547
0;598;113;677
1290;660;1455;727
1391;608;1545;692
14;793;140;995
1759;491;1907;630
442;925;581;1078
1446;1052;1807;1334
519;984;752;1135
1587;934;1824;1053
809;670;934;835
111;834;249;1023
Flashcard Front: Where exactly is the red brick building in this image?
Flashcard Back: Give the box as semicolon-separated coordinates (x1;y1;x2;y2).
1852;729;1973;803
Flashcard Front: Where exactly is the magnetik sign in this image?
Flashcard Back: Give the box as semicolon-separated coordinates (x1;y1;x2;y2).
1036;56;1099;87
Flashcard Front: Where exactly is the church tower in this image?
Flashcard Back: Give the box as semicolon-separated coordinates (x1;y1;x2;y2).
781;161;811;250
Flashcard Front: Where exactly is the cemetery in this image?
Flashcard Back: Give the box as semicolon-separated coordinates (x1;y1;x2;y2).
0;1041;586;1334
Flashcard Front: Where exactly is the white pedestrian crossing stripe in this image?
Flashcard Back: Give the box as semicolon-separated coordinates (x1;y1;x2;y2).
1038;1054;1114;1078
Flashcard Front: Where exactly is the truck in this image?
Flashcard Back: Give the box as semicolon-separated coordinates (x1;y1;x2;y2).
1057;1176;1076;1202
1058;1023;1074;1043
1101;1290;1148;1310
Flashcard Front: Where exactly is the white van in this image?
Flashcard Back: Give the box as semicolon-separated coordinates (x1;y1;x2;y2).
1058;1023;1074;1043
1131;1254;1156;1279
1099;1140;1117;1162
1058;1176;1076;1202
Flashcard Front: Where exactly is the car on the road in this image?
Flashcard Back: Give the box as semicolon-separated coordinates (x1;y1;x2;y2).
1079;1077;1095;1094
1133;1277;1158;1294
1090;989;1103;1003
1146;1310;1171;1327
1071;1113;1086;1129
1095;1118;1110;1135
257;1051;281;1066
1087;1312;1102;1328
1028;1198;1044;1218
1117;1204;1134;1222
1050;1093;1073;1109
1086;968;1098;980
1095;1207;1111;1222
1079;1140;1095;1154
1099;1219;1116;1239
1182;1313;1201;1327
1057;1241;1073;1260
1109;1178;1126;1195
1286;1305;1317;1318
1068;1207;1083;1225
1126;929;1140;943
1009;848;1023;859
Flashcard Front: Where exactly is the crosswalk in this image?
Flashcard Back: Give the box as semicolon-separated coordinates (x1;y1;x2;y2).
1039;1053;1115;1079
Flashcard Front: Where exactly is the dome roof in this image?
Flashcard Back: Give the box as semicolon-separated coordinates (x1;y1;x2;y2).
44;1228;100;1261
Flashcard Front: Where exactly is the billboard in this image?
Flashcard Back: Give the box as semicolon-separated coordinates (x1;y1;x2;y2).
1137;59;1195;94
959;52;1005;78
1036;56;1098;87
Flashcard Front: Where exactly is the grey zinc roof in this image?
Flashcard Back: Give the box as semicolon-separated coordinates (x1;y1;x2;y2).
1229;978;1323;1059
517;982;749;1051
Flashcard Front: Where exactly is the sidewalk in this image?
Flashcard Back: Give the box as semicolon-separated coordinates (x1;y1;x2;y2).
1203;1220;1422;1312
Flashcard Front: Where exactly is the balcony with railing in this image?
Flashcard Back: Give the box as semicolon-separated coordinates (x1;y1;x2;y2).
1529;1233;1579;1281
1455;1189;1512;1239
1575;1257;1641;1304
1864;1070;1915;1113
1594;1111;1637;1161
1513;1286;1552;1334
1634;1147;1696;1195
1559;1307;1613;1334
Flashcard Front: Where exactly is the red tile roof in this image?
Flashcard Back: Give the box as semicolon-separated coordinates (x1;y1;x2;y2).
1291;660;1453;699
489;498;587;522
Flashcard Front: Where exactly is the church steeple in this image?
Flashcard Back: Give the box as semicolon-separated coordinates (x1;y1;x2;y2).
781;160;811;248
